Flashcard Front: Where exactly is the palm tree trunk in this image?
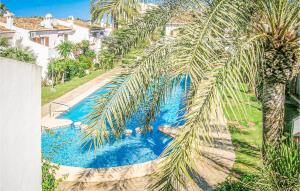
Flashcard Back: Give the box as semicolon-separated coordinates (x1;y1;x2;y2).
112;14;118;30
61;72;65;84
262;81;285;158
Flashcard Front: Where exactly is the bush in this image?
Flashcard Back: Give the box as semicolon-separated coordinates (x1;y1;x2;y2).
253;137;300;191
215;137;299;191
214;175;256;191
98;48;115;69
0;37;9;47
42;160;66;191
0;47;36;63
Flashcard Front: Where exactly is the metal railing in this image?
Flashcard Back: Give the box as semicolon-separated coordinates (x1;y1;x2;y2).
49;101;70;117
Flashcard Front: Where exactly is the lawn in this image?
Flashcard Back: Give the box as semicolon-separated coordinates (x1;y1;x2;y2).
42;69;105;105
215;86;299;190
224;87;263;177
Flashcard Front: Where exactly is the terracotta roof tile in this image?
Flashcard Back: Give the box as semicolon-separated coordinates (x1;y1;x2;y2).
60;18;102;29
168;12;196;24
0;17;72;31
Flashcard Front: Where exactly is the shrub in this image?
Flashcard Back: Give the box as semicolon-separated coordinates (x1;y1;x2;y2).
253;137;300;191
0;47;36;63
215;137;299;191
42;160;66;191
0;37;9;47
98;48;115;69
214;175;256;191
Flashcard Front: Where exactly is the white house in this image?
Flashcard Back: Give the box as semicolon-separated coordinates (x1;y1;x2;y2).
55;16;110;52
139;3;158;14
0;12;73;76
0;25;15;45
165;12;196;37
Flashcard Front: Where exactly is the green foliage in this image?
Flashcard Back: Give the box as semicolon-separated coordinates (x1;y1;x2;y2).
42;69;105;105
48;40;98;85
56;41;74;59
215;175;256;191
215;137;300;191
91;0;140;29
0;37;9;47
0;47;36;63
0;3;8;16
258;137;300;190
42;160;65;191
101;2;176;58
88;0;300;190
98;48;116;69
75;40;96;59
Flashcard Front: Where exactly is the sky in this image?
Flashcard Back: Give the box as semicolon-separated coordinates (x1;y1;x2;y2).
1;0;91;20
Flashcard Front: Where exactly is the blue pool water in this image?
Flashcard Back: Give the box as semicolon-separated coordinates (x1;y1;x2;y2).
42;80;186;168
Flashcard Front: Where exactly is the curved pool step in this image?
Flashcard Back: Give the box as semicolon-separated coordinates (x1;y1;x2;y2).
158;125;180;138
42;118;73;129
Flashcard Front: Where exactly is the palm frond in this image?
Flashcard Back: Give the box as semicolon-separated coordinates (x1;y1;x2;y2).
84;38;177;145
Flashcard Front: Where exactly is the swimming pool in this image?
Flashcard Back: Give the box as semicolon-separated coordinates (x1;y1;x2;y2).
42;80;186;168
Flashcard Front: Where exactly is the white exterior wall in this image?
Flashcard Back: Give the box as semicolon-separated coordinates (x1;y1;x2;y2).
56;19;89;43
56;19;107;52
165;24;181;36
0;22;60;76
0;57;41;191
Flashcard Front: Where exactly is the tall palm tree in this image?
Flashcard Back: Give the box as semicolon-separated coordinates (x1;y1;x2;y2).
91;0;141;29
0;3;8;16
86;0;299;190
56;41;74;59
56;41;74;83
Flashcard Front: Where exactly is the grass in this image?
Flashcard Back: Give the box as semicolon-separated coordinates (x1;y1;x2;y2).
42;69;105;105
215;87;299;190
224;87;263;177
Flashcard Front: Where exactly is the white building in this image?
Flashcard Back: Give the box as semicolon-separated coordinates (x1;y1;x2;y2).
139;3;158;14
55;16;110;52
0;12;111;77
0;12;73;76
0;25;15;44
165;12;195;37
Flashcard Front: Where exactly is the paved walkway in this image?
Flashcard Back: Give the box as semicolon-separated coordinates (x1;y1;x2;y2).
42;68;122;118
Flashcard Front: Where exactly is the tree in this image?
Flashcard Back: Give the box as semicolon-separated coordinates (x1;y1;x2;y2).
56;41;74;59
91;0;140;29
0;37;9;47
0;3;8;16
86;0;300;190
55;41;75;83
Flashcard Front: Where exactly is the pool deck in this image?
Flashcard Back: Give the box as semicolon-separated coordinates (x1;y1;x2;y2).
56;125;235;191
41;68;123;121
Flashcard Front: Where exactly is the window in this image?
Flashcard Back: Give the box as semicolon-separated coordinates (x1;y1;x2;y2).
33;36;49;46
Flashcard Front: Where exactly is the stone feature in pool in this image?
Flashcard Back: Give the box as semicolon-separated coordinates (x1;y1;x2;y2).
42;80;186;168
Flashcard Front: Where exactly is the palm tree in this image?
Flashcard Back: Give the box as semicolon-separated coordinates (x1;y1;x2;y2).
56;41;74;59
91;0;140;29
56;41;74;83
0;3;8;16
86;0;300;190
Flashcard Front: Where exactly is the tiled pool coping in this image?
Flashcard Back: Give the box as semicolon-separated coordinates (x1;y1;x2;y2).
42;68;123;118
55;158;163;182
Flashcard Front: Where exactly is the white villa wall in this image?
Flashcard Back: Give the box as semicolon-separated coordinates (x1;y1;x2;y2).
165;24;181;36
0;57;41;191
0;22;59;76
56;19;89;43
